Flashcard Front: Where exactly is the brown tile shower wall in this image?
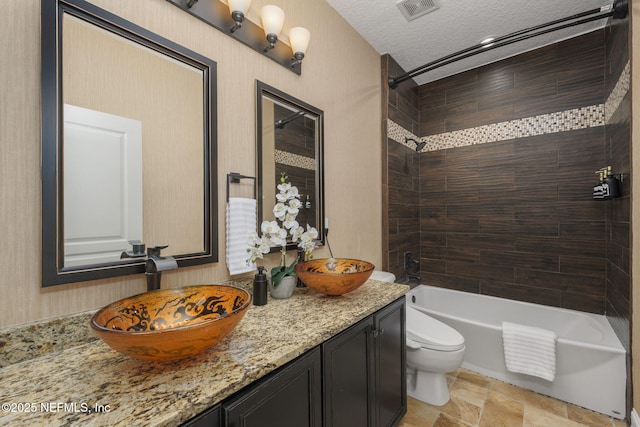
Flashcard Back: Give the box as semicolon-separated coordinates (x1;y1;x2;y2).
417;30;612;314
382;55;421;280
419;129;607;312
419;30;606;135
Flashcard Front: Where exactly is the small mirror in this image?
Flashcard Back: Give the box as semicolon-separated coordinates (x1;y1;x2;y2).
256;81;324;251
41;0;217;286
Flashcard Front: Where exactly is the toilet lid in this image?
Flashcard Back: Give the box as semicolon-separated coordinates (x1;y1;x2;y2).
406;306;465;351
370;271;396;282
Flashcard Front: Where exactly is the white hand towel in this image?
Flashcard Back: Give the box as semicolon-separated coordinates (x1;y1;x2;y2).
502;321;557;381
226;197;257;275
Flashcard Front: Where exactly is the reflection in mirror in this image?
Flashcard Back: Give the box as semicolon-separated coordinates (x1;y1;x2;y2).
63;104;144;267
41;0;217;286
256;81;324;251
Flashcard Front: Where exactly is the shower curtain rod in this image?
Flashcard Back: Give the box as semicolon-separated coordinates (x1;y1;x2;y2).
388;0;628;89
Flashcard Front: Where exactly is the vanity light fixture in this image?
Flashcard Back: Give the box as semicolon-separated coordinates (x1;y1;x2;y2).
168;0;306;74
289;27;310;67
261;5;285;52
228;0;252;33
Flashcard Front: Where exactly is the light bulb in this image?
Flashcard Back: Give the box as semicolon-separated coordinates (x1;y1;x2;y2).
289;27;310;55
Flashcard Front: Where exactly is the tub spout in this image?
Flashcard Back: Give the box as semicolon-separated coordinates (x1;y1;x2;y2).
406;273;422;283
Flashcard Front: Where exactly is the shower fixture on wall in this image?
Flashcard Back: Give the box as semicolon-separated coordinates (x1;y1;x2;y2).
406;136;426;152
388;0;629;88
274;110;306;129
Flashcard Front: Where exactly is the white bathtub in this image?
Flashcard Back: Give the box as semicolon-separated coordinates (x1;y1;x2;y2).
407;285;627;419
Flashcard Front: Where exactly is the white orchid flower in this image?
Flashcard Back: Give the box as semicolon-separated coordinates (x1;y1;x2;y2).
288;198;302;209
270;227;287;247
305;225;319;239
277;182;291;192
286;199;301;216
286;186;299;199
248;175;318;267
291;225;304;240
297;234;317;256
261;220;280;235
258;236;271;254
283;218;299;230
248;232;261;246
285;212;297;221
247;237;269;263
276;227;287;239
273;203;287;220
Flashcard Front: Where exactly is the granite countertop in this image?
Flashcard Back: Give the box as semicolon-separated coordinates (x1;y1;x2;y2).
0;280;409;427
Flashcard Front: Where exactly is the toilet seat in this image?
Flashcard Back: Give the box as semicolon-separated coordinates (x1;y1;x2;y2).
406;306;465;351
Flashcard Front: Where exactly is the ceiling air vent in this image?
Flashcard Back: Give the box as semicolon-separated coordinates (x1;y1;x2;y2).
396;0;439;22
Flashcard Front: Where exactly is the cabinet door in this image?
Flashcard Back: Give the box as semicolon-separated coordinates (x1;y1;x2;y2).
374;298;406;427
181;404;220;427
222;347;322;427
323;316;375;427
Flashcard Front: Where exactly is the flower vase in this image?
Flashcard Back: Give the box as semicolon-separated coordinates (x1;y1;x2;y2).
270;275;296;299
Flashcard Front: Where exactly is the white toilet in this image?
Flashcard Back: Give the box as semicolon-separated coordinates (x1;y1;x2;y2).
405;305;465;406
370;271;465;406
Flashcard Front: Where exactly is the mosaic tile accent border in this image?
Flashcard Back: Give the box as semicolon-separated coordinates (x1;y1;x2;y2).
389;60;630;153
605;61;630;123
275;149;316;170
387;120;423;151
388;104;605;152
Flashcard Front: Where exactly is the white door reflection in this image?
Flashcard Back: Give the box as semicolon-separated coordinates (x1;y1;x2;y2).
63;104;143;267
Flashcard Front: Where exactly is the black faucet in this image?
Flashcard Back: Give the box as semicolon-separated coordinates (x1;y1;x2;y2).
145;246;178;292
121;241;178;291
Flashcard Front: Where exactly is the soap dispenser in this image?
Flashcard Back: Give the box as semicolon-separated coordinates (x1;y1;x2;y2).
593;170;606;200
253;266;268;306
603;166;621;199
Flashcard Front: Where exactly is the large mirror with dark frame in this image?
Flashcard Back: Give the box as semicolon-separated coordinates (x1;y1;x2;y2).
41;0;218;287
256;81;324;252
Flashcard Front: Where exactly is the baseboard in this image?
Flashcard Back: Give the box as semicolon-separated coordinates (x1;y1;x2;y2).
631;408;640;427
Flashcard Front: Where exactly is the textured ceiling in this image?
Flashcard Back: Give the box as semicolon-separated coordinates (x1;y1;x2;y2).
324;0;614;86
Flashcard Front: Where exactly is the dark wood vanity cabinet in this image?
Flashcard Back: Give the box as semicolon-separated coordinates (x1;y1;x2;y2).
182;298;406;427
375;298;407;426
222;347;323;427
323;298;406;427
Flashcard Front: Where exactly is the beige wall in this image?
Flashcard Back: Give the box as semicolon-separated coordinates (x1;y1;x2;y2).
0;0;382;327
632;0;639;416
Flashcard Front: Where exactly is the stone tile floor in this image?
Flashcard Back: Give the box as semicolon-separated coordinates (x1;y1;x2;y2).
399;368;627;427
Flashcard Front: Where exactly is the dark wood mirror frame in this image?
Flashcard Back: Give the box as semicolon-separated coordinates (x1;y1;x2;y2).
256;81;325;253
41;0;218;287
